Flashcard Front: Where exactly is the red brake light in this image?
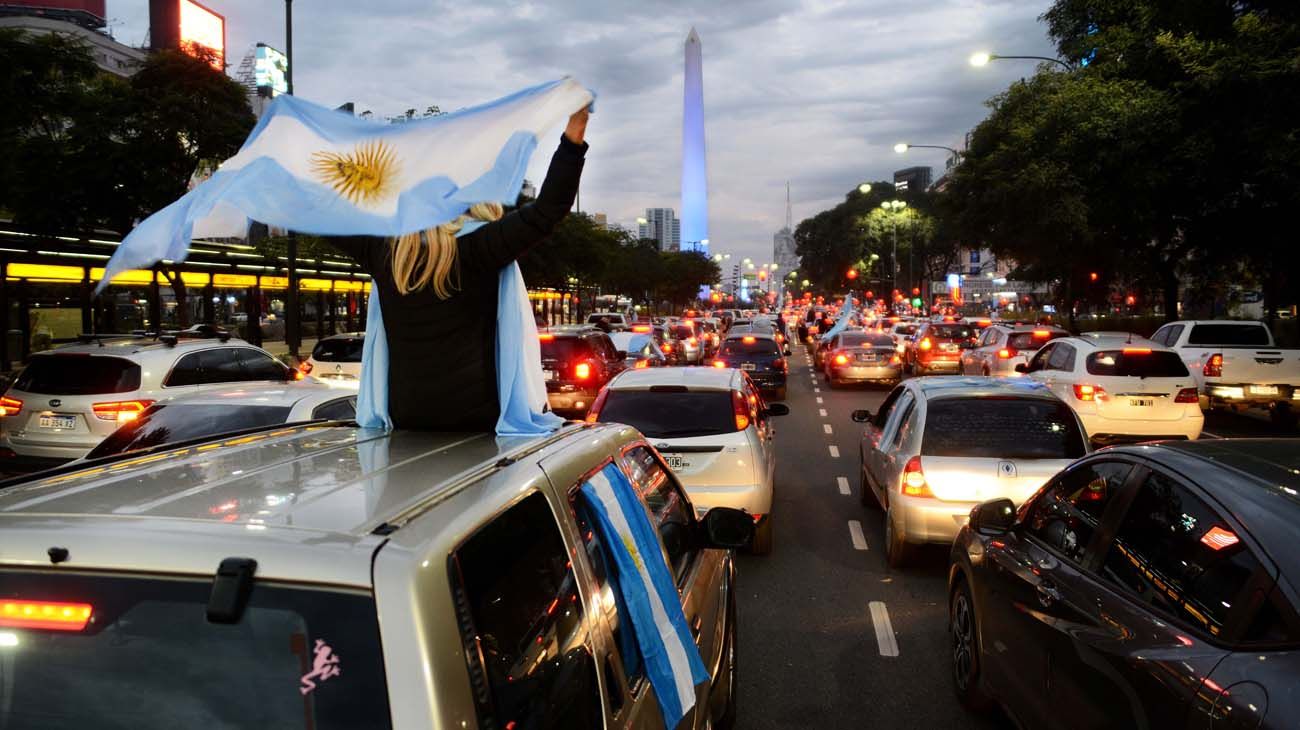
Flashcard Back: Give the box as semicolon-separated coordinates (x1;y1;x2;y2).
1032;330;1051;338
0;396;22;417
299;361;313;374
834;353;849;365
574;362;593;380
731;390;751;431
712;360;726;368
1122;347;1152;355
585;388;609;423
1203;353;1223;378
902;456;933;497
292;369;306;381
918;337;933;351
1175;387;1199;404
997;348;1015;359
687;336;698;345
742;336;756;344
631;325;652;333
538;333;555;341
92;399;155;423
0;600;92;631
634;359;650;369
1073;384;1106;402
774;358;788;373
891;354;901;364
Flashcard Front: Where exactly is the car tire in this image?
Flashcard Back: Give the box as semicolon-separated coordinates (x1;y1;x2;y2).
950;578;994;712
749;515;773;555
884;502;911;569
773;386;787;402
859;469;879;509
714;592;739;730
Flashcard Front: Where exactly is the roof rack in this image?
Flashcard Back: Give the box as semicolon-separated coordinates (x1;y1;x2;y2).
74;333;138;347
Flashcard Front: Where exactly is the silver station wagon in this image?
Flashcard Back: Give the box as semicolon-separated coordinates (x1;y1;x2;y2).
0;422;752;729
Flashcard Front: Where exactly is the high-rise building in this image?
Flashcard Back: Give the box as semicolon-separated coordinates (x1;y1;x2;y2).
680;28;708;254
773;181;799;273
893;166;933;193
0;1;144;77
638;208;680;251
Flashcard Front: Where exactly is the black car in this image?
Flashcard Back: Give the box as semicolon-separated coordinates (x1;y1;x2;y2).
713;333;787;401
539;329;626;416
949;439;1300;729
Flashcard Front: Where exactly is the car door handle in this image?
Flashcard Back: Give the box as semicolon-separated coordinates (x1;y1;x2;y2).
1037;580;1061;607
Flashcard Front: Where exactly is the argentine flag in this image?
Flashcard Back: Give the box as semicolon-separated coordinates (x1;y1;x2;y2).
96;78;593;435
580;463;708;726
820;294;858;343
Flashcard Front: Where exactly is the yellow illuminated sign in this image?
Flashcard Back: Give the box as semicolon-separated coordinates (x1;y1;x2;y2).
212;273;257;288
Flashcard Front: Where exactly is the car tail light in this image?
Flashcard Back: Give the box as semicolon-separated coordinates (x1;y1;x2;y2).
834;353;849;365
774;358;788;373
731;390;751;431
634;359;650;369
1204;353;1223;378
299;361;313;374
997;348;1016;359
585;388;610;423
538;333;555;341
1033;330;1051;338
742;336;756;344
662;344;673;354
0;600;92;631
92;400;155;423
918;337;933;351
891;354;901;364
1175;387;1199;403
292;368;306;381
687;337;698;346
1073;384;1106;402
0;396;22;417
574;362;593;380
1122;347;1152;355
902;456;933;498
632;325;652;333
712;360;726;368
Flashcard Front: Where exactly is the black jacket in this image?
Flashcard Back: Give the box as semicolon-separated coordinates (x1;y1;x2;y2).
331;136;587;430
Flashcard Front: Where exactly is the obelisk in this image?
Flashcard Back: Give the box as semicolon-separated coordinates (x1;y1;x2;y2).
681;27;708;255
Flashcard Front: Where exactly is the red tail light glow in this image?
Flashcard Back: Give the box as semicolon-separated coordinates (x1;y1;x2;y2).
834;354;849;365
538;333;555;341
574;362;592;380
742;336;756;344
1175;387;1199;403
902;456;933;497
918;338;933;351
1073;384;1106;402
0;600;92;631
774;358;787;373
298;361;313;374
891;354;901;364
1032;330;1051;338
0;396;22;417
997;348;1015;359
1122;347;1152;355
634;359;650;369
731;389;751;431
92;400;155;423
712;360;726;368
687;337;698;346
631;325;652;333
1204;353;1223;378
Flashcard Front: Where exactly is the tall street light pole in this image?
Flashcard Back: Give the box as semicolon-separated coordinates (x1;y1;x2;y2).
969;51;1072;72
894;142;961;157
284;0;300;360
881;200;906;299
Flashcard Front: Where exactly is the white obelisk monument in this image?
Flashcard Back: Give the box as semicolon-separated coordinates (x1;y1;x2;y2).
681;27;708;255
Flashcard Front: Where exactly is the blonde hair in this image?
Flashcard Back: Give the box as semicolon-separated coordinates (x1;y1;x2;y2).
390;202;505;297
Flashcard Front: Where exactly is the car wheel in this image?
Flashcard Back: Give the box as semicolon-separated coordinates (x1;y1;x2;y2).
773;386;787;401
749;515;773;555
714;592;739;730
950;578;994;712
884;503;910;569
859;469;879;509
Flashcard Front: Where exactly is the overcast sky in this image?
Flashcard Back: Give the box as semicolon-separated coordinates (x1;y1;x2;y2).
109;0;1057;264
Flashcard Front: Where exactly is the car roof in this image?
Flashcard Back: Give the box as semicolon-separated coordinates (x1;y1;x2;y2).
317;331;365;341
34;337;254;358
0;423;594;587
992;324;1070;333
155;382;352;408
1057;335;1166;351
607;366;740;391
908;375;1058;401
723;331;775;340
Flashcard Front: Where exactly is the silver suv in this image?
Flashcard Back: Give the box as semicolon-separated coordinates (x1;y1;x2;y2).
0;334;300;469
0;422;750;729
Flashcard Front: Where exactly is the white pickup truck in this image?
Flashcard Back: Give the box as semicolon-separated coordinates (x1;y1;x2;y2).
1151;320;1300;426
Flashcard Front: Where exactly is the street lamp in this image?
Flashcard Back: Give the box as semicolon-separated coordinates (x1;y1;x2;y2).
858;183;872;195
895;142;961;156
969;50;1073;72
636;217;648;225
880;201;907;296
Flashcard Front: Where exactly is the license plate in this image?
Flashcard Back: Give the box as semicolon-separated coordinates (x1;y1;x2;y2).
940;343;958;352
545;370;558;381
1251;385;1279;396
39;415;76;430
1128;398;1154;407
740;363;757;371
663;455;688;471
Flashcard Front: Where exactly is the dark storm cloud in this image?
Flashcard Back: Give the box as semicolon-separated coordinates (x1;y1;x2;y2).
111;0;1057;262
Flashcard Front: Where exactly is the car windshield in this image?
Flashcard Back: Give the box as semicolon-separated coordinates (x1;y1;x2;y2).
893;325;918;336
597;389;736;438
922;397;1087;459
1086;350;1189;377
1007;331;1066;350
84;403;295;459
926;325;975;340
719;338;780;356
1187;323;1271;346
311;337;364;362
0;570;391;729
12;355;141;395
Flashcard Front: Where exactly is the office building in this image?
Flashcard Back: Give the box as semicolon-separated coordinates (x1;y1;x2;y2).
638;208;680;251
893;166;933;193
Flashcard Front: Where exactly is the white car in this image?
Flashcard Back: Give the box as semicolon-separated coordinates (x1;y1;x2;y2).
586;366;788;554
0;334;301;470
302;332;364;386
888;321;919;352
1018;336;1204;444
585;311;629;331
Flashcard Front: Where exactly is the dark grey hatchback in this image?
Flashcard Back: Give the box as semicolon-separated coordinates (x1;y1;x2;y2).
949;439;1300;729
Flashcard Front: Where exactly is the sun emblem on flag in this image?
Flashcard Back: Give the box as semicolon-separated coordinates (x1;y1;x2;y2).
622;534;644;571
311;140;399;206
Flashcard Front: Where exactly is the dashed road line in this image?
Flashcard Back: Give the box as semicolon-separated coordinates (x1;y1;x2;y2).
848;520;868;550
814;387;820;393
836;476;850;495
816;397;823;404
869;602;900;657
823;424;833;434
819;408;827;417
828;444;840;458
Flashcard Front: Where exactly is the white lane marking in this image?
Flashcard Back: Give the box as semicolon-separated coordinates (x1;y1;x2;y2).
814;387;821;393
870;601;900;657
816;397;823;404
837;476;850;495
848;520;868;550
823;424;833;434
1202;430;1223;439
819;408;828;417
828;444;840;458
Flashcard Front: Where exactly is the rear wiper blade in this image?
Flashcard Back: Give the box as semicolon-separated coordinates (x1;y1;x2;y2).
650;428;726;437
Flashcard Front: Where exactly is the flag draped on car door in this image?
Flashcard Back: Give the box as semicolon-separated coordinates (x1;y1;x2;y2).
95;78;592;435
580;462;708;726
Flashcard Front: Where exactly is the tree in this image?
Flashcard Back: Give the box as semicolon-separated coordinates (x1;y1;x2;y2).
656;251;720;308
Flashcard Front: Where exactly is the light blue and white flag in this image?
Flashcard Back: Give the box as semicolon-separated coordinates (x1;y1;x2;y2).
579;463;708;726
820;294;857;343
96;77;593;435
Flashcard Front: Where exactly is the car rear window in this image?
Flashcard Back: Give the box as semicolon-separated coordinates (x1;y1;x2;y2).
0;570;390;729
540;337;592;362
1187;323;1271;346
922;397;1087;459
1008;331;1066;350
597;389;737;438
1085;350;1189;377
671;325;694;339
311;338;364;362
719;338;780;356
926;325;975;340
12;355;141;395
841;334;894;348
85;403;295;459
893;325;917;336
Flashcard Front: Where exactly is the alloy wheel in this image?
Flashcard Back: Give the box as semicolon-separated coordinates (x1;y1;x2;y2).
951;591;974;691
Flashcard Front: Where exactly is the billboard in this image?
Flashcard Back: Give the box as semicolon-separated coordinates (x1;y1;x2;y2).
254;43;289;96
179;0;225;69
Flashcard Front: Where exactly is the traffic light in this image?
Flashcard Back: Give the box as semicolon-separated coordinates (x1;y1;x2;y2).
865;290;874;299
912;287;920;296
1089;272;1099;282
846;269;858;280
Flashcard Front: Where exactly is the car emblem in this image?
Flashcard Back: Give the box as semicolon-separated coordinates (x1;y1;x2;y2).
49;399;61;408
998;461;1017;478
335;364;342;373
655;443;671;450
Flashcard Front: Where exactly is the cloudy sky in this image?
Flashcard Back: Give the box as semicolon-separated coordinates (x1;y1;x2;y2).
110;0;1057;264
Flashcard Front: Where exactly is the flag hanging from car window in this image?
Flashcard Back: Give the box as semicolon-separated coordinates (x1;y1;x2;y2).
820;295;858;343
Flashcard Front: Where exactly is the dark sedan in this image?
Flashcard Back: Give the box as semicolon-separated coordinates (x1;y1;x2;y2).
949;439;1300;729
712;333;787;401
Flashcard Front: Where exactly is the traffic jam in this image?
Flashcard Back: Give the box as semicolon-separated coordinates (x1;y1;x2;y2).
1;297;1298;729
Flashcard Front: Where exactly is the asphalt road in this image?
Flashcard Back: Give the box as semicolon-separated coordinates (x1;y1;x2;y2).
733;345;1011;730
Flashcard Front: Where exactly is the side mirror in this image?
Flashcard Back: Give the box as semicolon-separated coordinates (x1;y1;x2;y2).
616;350;628;359
1015;363;1029;373
764;403;790;417
851;409;872;423
969;498;1016;536
701;507;755;549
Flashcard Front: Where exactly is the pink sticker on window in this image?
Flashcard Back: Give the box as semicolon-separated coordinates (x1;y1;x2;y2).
300;638;342;695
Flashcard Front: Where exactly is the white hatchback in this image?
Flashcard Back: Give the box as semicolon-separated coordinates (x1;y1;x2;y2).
587;366;788;554
1018;336;1204;444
